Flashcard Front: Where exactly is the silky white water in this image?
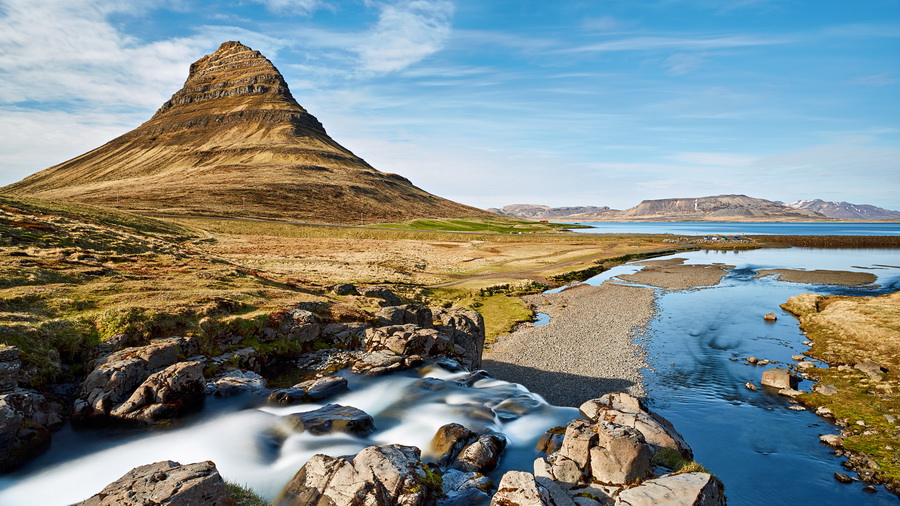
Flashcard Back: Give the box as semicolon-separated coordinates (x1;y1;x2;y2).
0;366;578;505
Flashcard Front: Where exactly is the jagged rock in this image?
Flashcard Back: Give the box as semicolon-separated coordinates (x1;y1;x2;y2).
275;404;375;438
358;286;402;306
1;390;63;431
761;368;798;390
614;472;725;505
275;444;440;505
210;347;261;373
491;470;575;506
109;361;205;422
331;283;358;296
745;382;758;391
0;346;21;392
834;472;853;484
579;393;693;460
855;360;888;381
0;396;51;473
376;305;434;328
75;460;233;506
152;335;201;358
74;342;181;422
434;307;486;370
268;375;348;405
590;421;651;484
207;370;267;397
365;324;457;359
431;423;478;468
453;434;507;473
441;469;492;506
350;350;408;376
746;356;758;365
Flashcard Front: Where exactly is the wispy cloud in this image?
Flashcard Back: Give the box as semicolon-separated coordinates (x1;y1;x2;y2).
662;52;707;75
848;73;898;87
251;0;330;16
356;0;455;73
562;34;789;53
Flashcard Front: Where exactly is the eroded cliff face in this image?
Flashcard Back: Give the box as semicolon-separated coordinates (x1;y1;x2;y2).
4;41;485;223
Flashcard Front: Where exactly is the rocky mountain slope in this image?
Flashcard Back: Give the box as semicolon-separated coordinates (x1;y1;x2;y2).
1;41;485;224
788;199;900;220
616;194;825;221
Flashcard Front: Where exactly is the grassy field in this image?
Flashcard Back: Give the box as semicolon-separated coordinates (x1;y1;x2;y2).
782;292;900;491
373;216;588;234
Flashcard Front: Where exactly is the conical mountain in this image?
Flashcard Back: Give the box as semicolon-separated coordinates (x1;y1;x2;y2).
3;41;486;223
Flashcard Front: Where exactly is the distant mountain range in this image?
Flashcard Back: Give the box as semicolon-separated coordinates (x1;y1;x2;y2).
493;195;900;222
787;199;900;220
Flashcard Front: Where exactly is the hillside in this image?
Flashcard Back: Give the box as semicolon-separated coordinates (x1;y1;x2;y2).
788;199;900;220
1;41;486;224
489;204;614;220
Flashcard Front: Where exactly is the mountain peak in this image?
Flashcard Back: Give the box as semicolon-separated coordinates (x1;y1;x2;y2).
2;42;485;224
154;40;303;119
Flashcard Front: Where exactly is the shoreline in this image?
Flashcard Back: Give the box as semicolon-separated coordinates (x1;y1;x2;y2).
482;259;733;407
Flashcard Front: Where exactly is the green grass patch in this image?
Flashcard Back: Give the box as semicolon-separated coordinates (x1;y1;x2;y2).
225;482;268;506
428;286;536;343
374;216;584;234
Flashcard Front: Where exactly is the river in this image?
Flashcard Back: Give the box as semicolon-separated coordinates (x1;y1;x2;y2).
0;247;898;504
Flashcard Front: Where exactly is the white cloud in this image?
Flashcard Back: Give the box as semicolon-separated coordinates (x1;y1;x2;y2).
669;152;755;166
356;0;455;73
662;52;707;75
251;0;329;16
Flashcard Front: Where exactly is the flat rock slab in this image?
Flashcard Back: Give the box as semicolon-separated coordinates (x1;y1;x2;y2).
615;472;725;506
761;368;798;390
75;460;232;506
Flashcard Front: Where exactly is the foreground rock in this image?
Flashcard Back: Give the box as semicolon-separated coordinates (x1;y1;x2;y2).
615;472;725;506
76;460;234;506
274;404;376;438
275;444;441;505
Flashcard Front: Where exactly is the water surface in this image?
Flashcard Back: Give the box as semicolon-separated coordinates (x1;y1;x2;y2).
567;221;900;236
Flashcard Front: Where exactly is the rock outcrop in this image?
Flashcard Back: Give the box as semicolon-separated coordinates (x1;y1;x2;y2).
75;460;234;506
2;41;487;224
274;444;441;505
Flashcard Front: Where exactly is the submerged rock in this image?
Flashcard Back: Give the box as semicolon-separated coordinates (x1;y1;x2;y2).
761;368;798;390
275;404;375;438
267;375;348;405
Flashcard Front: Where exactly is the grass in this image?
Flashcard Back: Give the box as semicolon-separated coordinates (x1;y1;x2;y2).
754;235;900;248
426;286;536;344
782;291;900;490
225;482;268;506
373;216;588;234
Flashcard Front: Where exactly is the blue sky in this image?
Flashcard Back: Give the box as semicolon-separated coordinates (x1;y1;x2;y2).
1;0;898;210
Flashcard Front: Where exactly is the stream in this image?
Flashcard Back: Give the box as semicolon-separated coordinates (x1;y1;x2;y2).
0;247;898;504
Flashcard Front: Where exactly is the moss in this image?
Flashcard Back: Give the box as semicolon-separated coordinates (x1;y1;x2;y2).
651;447;713;477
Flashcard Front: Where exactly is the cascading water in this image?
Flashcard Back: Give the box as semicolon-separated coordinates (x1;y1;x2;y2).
0;365;578;505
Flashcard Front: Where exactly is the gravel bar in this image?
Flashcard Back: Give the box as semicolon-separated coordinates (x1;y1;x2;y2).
483;282;655;407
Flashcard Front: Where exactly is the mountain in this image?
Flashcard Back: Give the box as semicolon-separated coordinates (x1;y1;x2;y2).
2;41;485;224
493;195;829;222
615;194;825;221
489;204;615;219
787;199;900;220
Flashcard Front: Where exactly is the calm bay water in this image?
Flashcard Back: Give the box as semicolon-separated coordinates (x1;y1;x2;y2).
586;248;900;505
567;221;900;236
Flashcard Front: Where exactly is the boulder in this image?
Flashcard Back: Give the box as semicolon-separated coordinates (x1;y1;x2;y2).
331;283;358;296
268;376;348;405
590;421;650;485
536;426;566;455
613;472;725;506
75;343;180;422
275;404;375;438
0;396;51;473
207;370;267;397
579;393;693;460
0;346;21;392
357;286;402;306
490;470;575;506
820;434;843;447
763;313;777;321
777;388;804;398
274;444;440;506
350;350;408;376
75;460;234;506
434;308;486;370
441;469;492;506
365;324;457;359
430;423;478;468
761;368;798;390
855;360;888;381
453;434;507;473
110;361;205;423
